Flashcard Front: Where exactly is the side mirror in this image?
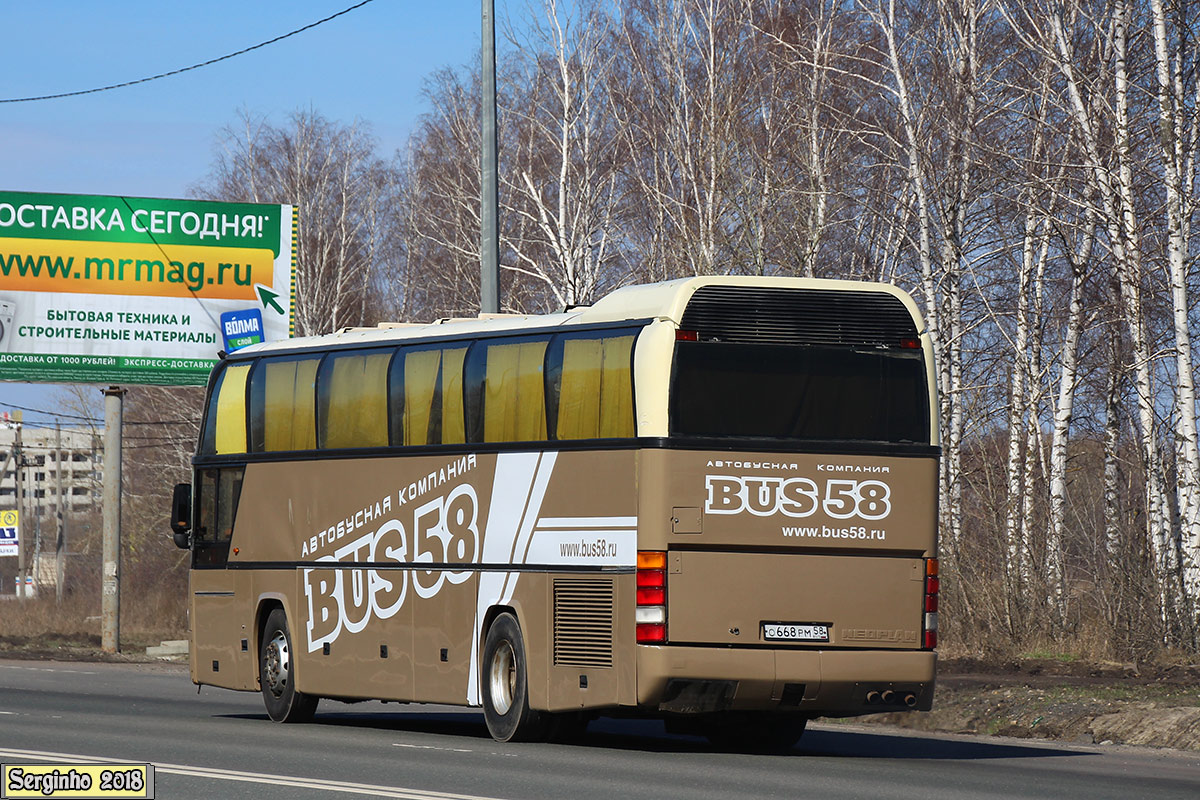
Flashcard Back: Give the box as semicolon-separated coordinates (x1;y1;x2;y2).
170;483;192;549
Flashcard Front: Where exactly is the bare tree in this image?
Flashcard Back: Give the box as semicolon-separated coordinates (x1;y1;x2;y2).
198;110;400;335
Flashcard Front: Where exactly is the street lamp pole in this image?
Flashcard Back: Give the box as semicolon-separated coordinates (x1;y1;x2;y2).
480;0;500;314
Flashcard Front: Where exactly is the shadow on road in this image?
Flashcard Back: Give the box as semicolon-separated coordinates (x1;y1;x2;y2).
219;708;1091;761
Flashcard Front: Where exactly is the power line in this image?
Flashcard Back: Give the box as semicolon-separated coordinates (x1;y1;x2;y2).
0;1;376;104
0;401;198;426
0;402;100;423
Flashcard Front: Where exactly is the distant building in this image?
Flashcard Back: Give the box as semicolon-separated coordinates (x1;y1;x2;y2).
0;423;103;514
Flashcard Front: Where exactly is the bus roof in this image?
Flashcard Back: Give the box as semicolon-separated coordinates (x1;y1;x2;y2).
237;275;924;357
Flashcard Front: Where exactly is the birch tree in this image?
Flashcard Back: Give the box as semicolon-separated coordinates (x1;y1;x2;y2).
504;0;624;307
1148;0;1200;616
200;110;398;335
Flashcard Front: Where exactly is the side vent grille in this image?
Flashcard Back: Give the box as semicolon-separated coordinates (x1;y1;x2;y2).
554;579;614;668
680;285;918;346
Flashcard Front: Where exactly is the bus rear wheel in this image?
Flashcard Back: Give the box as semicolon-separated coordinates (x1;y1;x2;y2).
260;608;318;723
482;612;546;742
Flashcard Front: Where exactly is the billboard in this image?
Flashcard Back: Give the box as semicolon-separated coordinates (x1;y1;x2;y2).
0;191;294;385
0;509;17;557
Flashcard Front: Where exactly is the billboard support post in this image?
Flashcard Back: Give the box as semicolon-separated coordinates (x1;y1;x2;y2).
101;386;125;653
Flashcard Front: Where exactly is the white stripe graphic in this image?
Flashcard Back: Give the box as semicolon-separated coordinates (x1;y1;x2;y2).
535;516;637;528
510;454;558;582
0;748;506;800
468;452;558;705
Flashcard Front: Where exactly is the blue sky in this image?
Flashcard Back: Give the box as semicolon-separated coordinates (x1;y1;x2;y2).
1;0;498;422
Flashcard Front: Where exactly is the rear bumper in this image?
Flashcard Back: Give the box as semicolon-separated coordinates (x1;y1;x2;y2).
636;646;936;716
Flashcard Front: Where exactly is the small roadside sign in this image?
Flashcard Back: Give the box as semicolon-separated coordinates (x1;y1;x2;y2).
0;509;18;557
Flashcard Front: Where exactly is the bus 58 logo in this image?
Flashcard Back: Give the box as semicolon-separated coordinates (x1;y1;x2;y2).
304;484;480;652
705;475;892;520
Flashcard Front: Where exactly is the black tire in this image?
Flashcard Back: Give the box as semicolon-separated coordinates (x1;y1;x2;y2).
703;713;807;752
481;612;547;742
260;608;318;723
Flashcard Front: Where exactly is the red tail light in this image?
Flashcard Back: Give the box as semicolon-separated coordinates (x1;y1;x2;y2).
922;558;939;650
637;551;667;643
636;587;665;605
675;329;698;342
900;336;921;349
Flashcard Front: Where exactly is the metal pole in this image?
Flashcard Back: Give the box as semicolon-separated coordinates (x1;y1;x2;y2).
101;386;125;653
55;422;65;606
32;475;41;595
480;0;500;314
14;418;25;599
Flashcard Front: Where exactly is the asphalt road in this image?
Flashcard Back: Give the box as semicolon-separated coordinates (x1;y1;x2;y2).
0;659;1197;800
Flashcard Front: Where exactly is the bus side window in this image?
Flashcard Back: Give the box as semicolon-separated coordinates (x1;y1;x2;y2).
196;469;218;543
217;469;243;542
551;332;635;440
318;349;391;449
193;467;244;568
479;338;550;443
250;356;320;452
393;346;468;446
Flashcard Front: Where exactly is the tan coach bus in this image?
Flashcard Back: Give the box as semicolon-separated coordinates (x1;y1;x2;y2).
170;275;940;748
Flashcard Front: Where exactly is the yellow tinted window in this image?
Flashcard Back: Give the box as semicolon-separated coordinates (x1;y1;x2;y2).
263;358;319;451
321;351;391;448
404;349;441;446
599;335;634;437
441;347;467;444
557;335;634;439
401;347;467;446
484;340;548;442
214;364;250;454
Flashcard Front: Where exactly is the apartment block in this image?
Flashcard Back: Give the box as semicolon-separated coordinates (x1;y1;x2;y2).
0;423;103;513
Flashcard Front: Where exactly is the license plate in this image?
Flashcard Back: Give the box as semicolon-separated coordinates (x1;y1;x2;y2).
762;622;829;642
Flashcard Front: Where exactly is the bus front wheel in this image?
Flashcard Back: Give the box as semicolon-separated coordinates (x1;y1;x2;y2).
259;608;318;723
482;612;546;742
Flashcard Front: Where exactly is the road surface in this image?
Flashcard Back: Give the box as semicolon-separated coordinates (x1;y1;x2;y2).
0;659;1197;799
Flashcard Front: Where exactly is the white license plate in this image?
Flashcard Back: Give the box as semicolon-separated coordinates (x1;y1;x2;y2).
762;623;829;642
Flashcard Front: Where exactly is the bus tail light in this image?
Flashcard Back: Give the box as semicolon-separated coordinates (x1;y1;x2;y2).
922;558;939;650
637;551;667;644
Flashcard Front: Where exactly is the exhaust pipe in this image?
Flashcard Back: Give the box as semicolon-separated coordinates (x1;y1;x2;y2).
880;690;896;705
865;690;881;705
904;693;918;708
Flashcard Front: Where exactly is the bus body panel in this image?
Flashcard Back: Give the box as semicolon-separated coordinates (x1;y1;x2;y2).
637;449;938;554
630;445;937;716
666;551;925;648
635;647;935;713
193;448;639;711
189;568;256;690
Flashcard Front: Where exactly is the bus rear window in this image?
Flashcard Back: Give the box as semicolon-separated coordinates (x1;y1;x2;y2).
670;342;929;444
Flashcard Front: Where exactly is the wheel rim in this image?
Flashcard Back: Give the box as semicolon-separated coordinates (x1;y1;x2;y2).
263;629;290;698
488;640;516;715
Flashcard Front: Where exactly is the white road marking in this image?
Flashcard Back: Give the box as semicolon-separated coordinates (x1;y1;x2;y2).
0;665;97;675
0;711;16;715
393;743;474;753
0;748;507;799
393;744;517;759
